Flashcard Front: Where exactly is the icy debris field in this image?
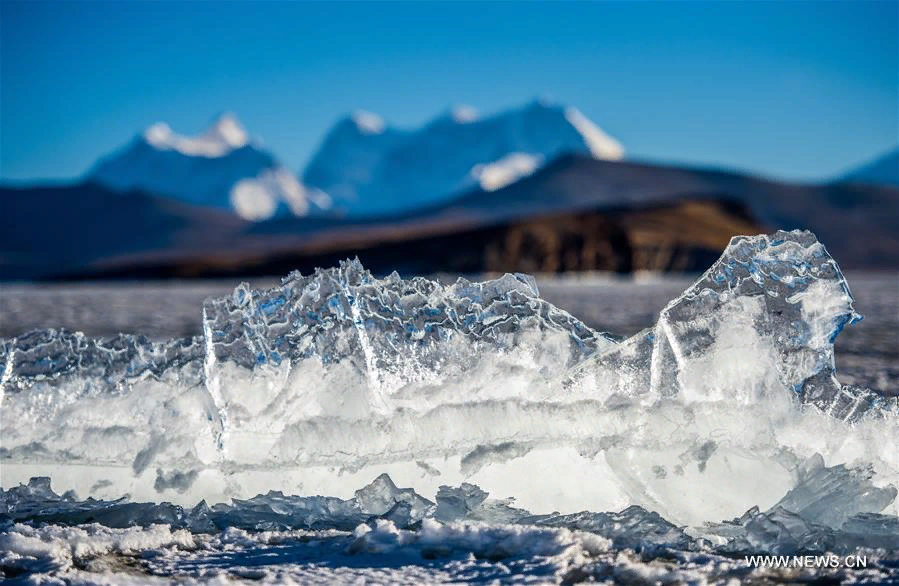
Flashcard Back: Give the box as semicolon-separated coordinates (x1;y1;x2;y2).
3;472;899;584
1;230;898;584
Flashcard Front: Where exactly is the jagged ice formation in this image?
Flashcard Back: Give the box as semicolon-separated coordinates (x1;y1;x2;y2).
1;231;897;529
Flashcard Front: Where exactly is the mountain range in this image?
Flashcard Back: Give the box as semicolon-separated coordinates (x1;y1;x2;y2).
1;100;897;279
87;100;624;220
840;148;899;188
89;113;329;220
302;100;624;216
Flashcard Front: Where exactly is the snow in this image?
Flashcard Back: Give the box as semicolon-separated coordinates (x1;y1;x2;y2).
230;167;325;220
0;522;196;576
302;100;627;216
351;110;386;135
229;176;279;221
91;114;328;220
143;113;249;158
563;106;625;160
91;101;625;221
450;104;479;123
470;152;543;191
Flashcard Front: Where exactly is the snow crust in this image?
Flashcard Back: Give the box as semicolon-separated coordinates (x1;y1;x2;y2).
1;231;897;540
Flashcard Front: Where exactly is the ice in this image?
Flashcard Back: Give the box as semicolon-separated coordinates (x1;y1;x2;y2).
354;473;435;522
1;230;897;530
694;454;899;555
520;506;695;552
5;472;894;550
0;475;440;533
2;473;897;584
769;454;897;528
568;230;893;417
699;504;899;556
712;505;839;555
201;260;605;399
433;483;489;522
0;477;186;529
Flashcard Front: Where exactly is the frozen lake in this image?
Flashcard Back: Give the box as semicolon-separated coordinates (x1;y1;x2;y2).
3;272;896;393
2;259;898;584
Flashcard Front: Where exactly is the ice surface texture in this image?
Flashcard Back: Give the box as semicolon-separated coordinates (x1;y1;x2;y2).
1;230;897;524
3;472;896;554
2;230;899;583
4;521;897;586
568;230;892;418
2;473;898;584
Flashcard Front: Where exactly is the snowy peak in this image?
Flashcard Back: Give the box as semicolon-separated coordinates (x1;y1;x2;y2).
563;106;624;160
142;113;250;157
350;110;387;135
87;99;625;222
450;104;480;124
204;112;250;148
427;104;481;126
303;99;626;216
509;99;624;160
91;114;328;221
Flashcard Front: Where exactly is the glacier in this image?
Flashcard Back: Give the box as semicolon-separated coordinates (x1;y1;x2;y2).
1;230;898;582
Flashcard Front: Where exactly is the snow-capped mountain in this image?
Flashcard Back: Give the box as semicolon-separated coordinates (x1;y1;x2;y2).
302;111;410;210
302;99;625;217
839;147;899;187
89;114;329;220
86;101;623;221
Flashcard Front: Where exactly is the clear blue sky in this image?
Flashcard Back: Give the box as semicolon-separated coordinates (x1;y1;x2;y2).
1;0;896;183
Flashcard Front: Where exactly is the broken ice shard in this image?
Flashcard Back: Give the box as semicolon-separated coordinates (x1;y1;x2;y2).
0;230;894;502
568;230;894;419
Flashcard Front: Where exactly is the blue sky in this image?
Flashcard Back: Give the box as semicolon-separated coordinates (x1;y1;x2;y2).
1;0;896;183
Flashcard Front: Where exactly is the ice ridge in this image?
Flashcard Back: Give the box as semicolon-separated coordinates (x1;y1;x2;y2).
2;473;896;558
1;230;896;525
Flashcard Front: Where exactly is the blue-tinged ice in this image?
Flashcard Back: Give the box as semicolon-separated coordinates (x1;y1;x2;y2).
568;230;893;420
0;230;896;528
